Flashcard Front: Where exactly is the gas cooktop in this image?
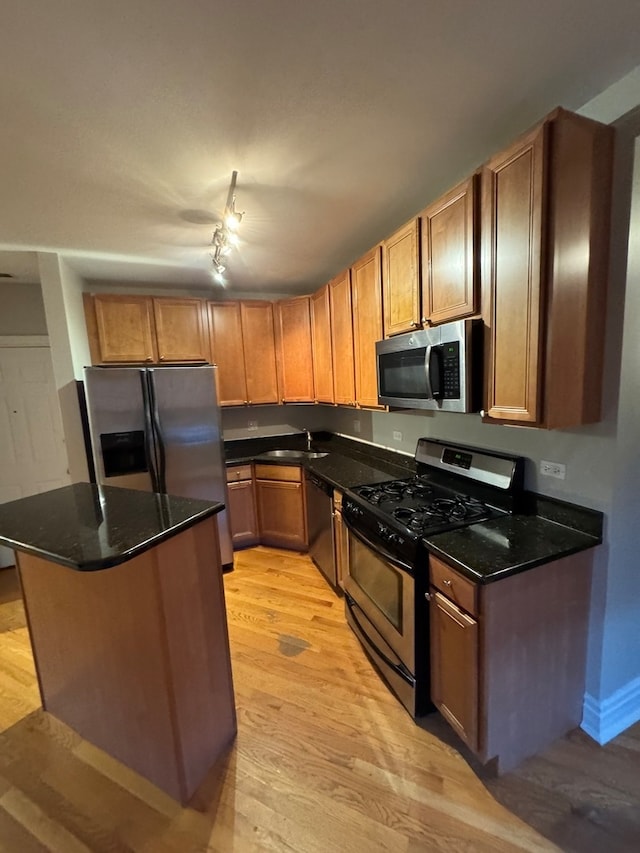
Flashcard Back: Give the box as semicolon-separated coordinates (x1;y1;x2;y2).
351;476;505;538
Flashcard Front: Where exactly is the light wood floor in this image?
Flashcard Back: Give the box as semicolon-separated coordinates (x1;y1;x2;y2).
0;549;639;852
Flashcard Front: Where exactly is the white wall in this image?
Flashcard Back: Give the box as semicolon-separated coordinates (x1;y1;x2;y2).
38;253;90;482
0;282;48;335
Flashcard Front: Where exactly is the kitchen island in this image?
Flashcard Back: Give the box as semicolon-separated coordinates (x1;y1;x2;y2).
0;483;236;804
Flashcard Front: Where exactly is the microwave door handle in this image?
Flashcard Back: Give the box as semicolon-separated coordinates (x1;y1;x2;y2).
425;345;443;401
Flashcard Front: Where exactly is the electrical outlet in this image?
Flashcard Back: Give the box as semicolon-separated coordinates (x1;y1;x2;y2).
353;419;361;434
540;460;566;480
393;430;403;442
247;419;258;431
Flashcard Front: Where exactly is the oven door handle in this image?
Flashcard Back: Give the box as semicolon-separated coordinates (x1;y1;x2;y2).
343;515;414;575
345;593;415;687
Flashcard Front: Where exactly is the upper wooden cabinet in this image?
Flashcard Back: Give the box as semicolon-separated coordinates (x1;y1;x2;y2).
329;270;356;407
421;174;478;326
84;293;158;364
310;285;335;404
239;302;280;406
209;300;279;406
208;302;248;406
483;109;613;428
351;246;384;409
275;297;315;403
152;298;209;363
383;218;420;336
84;294;209;365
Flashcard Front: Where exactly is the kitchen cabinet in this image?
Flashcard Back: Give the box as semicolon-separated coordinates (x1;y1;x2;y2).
382;218;421;337
351;246;384;409
483;108;613;428
329;270;356;407
240;302;280;405
310;285;335;404
84;294;210;365
84;293;158;364
255;464;307;551
226;464;258;549
421;174;478;326
153;298;209;363
209;301;279;406
428;551;593;773
275;296;315;403
208;301;248;406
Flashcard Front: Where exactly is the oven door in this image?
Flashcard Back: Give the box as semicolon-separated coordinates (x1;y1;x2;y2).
343;521;415;675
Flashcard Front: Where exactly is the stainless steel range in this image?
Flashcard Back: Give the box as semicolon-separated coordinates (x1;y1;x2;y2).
342;438;524;717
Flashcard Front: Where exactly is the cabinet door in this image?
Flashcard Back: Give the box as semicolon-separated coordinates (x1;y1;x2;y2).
240;302;279;405
208;302;248;406
329;270;356;407
430;591;479;751
256;479;307;550
275;297;315;403
310;285;335;404
383;218;420;336
86;294;157;363
351;246;384;410
422;175;478;325
153;298;209;362
483;123;547;424
227;479;259;549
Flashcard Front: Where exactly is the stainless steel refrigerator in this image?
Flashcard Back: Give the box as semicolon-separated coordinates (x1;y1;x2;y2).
83;365;233;570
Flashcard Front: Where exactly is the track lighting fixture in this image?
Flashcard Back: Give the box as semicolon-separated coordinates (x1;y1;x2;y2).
211;170;244;279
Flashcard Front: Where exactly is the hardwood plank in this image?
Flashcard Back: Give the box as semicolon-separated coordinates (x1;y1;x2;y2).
1;556;639;852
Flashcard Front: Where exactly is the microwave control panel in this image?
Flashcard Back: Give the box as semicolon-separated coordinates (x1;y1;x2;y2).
441;342;461;399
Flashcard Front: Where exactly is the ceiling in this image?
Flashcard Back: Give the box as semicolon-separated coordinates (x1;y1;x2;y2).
1;1;639;296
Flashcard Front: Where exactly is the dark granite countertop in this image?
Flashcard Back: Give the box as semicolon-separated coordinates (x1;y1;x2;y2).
0;483;224;572
425;514;601;583
224;432;603;582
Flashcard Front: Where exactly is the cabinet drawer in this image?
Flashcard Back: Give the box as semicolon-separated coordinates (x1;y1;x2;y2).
226;464;252;483
254;463;302;483
430;556;478;617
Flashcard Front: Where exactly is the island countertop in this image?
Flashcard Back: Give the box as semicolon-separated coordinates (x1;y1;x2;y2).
0;483;224;571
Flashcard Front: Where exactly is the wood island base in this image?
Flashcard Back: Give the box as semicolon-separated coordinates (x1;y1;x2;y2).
17;518;236;805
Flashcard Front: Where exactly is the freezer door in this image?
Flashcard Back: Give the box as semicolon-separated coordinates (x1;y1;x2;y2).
83;367;154;492
150;366;233;567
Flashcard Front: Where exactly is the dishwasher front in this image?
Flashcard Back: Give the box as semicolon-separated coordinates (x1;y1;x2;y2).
305;472;336;588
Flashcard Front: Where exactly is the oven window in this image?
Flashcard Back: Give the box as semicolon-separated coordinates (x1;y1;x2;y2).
350;535;403;631
378;348;428;400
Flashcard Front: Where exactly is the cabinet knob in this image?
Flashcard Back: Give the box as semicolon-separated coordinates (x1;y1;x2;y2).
480;409;486;418
281;398;285;404
145;357;154;362
410;321;418;328
421;317;428;325
443;579;452;587
425;592;432;602
159;356;166;361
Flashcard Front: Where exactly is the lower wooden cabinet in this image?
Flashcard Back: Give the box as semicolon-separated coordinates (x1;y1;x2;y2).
226;464;258;549
430;591;479;751
428;551;593;773
254;464;307;551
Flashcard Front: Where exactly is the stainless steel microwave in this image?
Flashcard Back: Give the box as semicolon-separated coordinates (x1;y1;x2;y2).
376;319;482;412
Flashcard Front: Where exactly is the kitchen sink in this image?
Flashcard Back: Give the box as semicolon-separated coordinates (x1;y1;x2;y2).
259;449;328;459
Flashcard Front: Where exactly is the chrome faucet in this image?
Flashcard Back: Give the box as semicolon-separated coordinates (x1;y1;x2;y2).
304;429;312;451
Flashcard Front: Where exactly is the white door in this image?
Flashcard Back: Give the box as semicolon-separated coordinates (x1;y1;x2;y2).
0;344;70;566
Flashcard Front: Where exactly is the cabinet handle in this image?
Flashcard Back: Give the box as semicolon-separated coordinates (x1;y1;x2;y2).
443;579;452;587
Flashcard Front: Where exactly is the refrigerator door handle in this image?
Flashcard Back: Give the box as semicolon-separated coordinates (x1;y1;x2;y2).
148;370;167;493
140;371;161;492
